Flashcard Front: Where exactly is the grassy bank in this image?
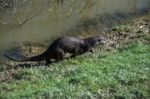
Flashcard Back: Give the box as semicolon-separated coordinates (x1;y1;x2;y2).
0;42;150;99
0;15;150;98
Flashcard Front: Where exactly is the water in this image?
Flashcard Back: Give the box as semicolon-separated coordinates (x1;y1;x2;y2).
0;0;149;58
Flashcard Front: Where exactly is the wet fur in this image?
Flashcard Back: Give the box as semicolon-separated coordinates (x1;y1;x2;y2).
5;36;106;64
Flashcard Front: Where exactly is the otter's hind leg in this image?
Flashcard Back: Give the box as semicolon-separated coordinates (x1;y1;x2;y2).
55;48;65;62
45;59;51;65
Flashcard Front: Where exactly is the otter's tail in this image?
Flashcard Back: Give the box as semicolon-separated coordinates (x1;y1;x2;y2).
4;53;45;62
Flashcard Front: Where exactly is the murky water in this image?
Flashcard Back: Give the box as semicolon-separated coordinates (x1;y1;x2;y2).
0;0;149;58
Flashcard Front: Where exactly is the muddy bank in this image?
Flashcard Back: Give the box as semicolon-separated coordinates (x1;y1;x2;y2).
1;11;149;64
0;0;149;57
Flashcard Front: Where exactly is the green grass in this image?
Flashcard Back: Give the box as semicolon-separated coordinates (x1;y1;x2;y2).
0;14;150;98
0;41;150;99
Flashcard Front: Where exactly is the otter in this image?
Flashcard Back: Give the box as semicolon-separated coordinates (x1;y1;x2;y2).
5;36;106;64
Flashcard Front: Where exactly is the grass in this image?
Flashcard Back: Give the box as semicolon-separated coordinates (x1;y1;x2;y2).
0;14;150;98
0;41;150;99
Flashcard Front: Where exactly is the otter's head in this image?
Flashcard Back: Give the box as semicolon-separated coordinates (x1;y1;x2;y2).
88;36;107;46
